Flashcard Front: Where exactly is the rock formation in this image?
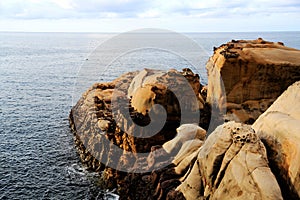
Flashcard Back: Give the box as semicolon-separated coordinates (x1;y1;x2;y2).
253;81;300;199
69;68;207;198
69;39;300;199
206;38;300;124
176;122;283;200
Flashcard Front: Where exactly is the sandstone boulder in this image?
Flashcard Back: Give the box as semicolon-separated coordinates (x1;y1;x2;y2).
163;124;206;154
146;123;206;200
253;81;300;199
177;122;283;200
206;38;300;124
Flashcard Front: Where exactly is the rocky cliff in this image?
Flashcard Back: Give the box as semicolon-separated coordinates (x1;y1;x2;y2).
69;39;300;199
206;38;300;124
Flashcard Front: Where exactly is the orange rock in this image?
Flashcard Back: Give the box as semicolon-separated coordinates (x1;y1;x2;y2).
206;39;300;124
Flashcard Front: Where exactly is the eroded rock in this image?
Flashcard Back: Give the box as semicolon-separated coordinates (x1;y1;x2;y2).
69;39;300;199
69;68;207;198
206;38;300;124
163;124;206;154
253;81;300;199
177;122;283;200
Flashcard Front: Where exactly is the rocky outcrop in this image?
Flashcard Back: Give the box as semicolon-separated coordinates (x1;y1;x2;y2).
69;71;139;173
206;38;300;124
69;39;300;199
114;122;284;199
176;122;283;200
253;81;300;199
69;68;207;197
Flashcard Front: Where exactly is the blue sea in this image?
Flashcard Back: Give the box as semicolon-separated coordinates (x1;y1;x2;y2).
0;31;299;199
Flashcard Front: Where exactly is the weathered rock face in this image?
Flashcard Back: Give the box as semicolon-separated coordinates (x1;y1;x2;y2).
176;122;283;200
253;81;300;199
69;71;138;173
127;68;205;124
69;68;207;198
206;38;300;124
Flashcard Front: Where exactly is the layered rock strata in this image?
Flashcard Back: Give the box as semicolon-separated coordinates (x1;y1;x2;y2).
206;38;300;123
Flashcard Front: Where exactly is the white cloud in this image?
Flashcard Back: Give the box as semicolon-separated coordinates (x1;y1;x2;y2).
51;0;75;9
0;0;299;19
0;0;299;31
137;9;161;18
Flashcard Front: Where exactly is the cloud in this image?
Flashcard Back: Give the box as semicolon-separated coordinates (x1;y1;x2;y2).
0;0;299;32
0;0;153;19
51;0;75;9
72;0;150;13
162;0;300;18
0;0;75;19
0;0;299;20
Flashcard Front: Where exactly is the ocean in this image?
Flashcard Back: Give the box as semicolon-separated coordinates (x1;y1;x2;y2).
0;31;299;199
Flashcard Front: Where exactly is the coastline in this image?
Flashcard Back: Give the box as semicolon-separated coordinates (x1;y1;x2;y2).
69;38;300;199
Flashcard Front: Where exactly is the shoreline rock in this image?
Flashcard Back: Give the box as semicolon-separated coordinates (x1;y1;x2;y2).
69;39;300;199
69;68;209;198
206;38;300;124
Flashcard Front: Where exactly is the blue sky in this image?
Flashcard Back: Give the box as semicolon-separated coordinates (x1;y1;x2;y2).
0;0;299;32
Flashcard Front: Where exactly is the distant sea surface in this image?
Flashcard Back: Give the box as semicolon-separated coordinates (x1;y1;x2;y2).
1;31;299;199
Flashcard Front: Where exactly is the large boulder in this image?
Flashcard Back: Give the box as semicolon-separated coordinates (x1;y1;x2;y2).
206;38;300;124
253;81;300;199
69;68;206;198
177;122;283;200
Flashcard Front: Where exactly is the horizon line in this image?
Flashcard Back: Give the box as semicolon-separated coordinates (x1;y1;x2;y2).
1;30;300;34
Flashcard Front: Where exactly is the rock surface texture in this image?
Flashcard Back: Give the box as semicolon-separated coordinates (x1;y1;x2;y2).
206;38;300;124
176;122;283;200
253;81;300;199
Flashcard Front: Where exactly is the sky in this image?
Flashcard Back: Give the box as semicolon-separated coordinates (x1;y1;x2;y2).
0;0;299;32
